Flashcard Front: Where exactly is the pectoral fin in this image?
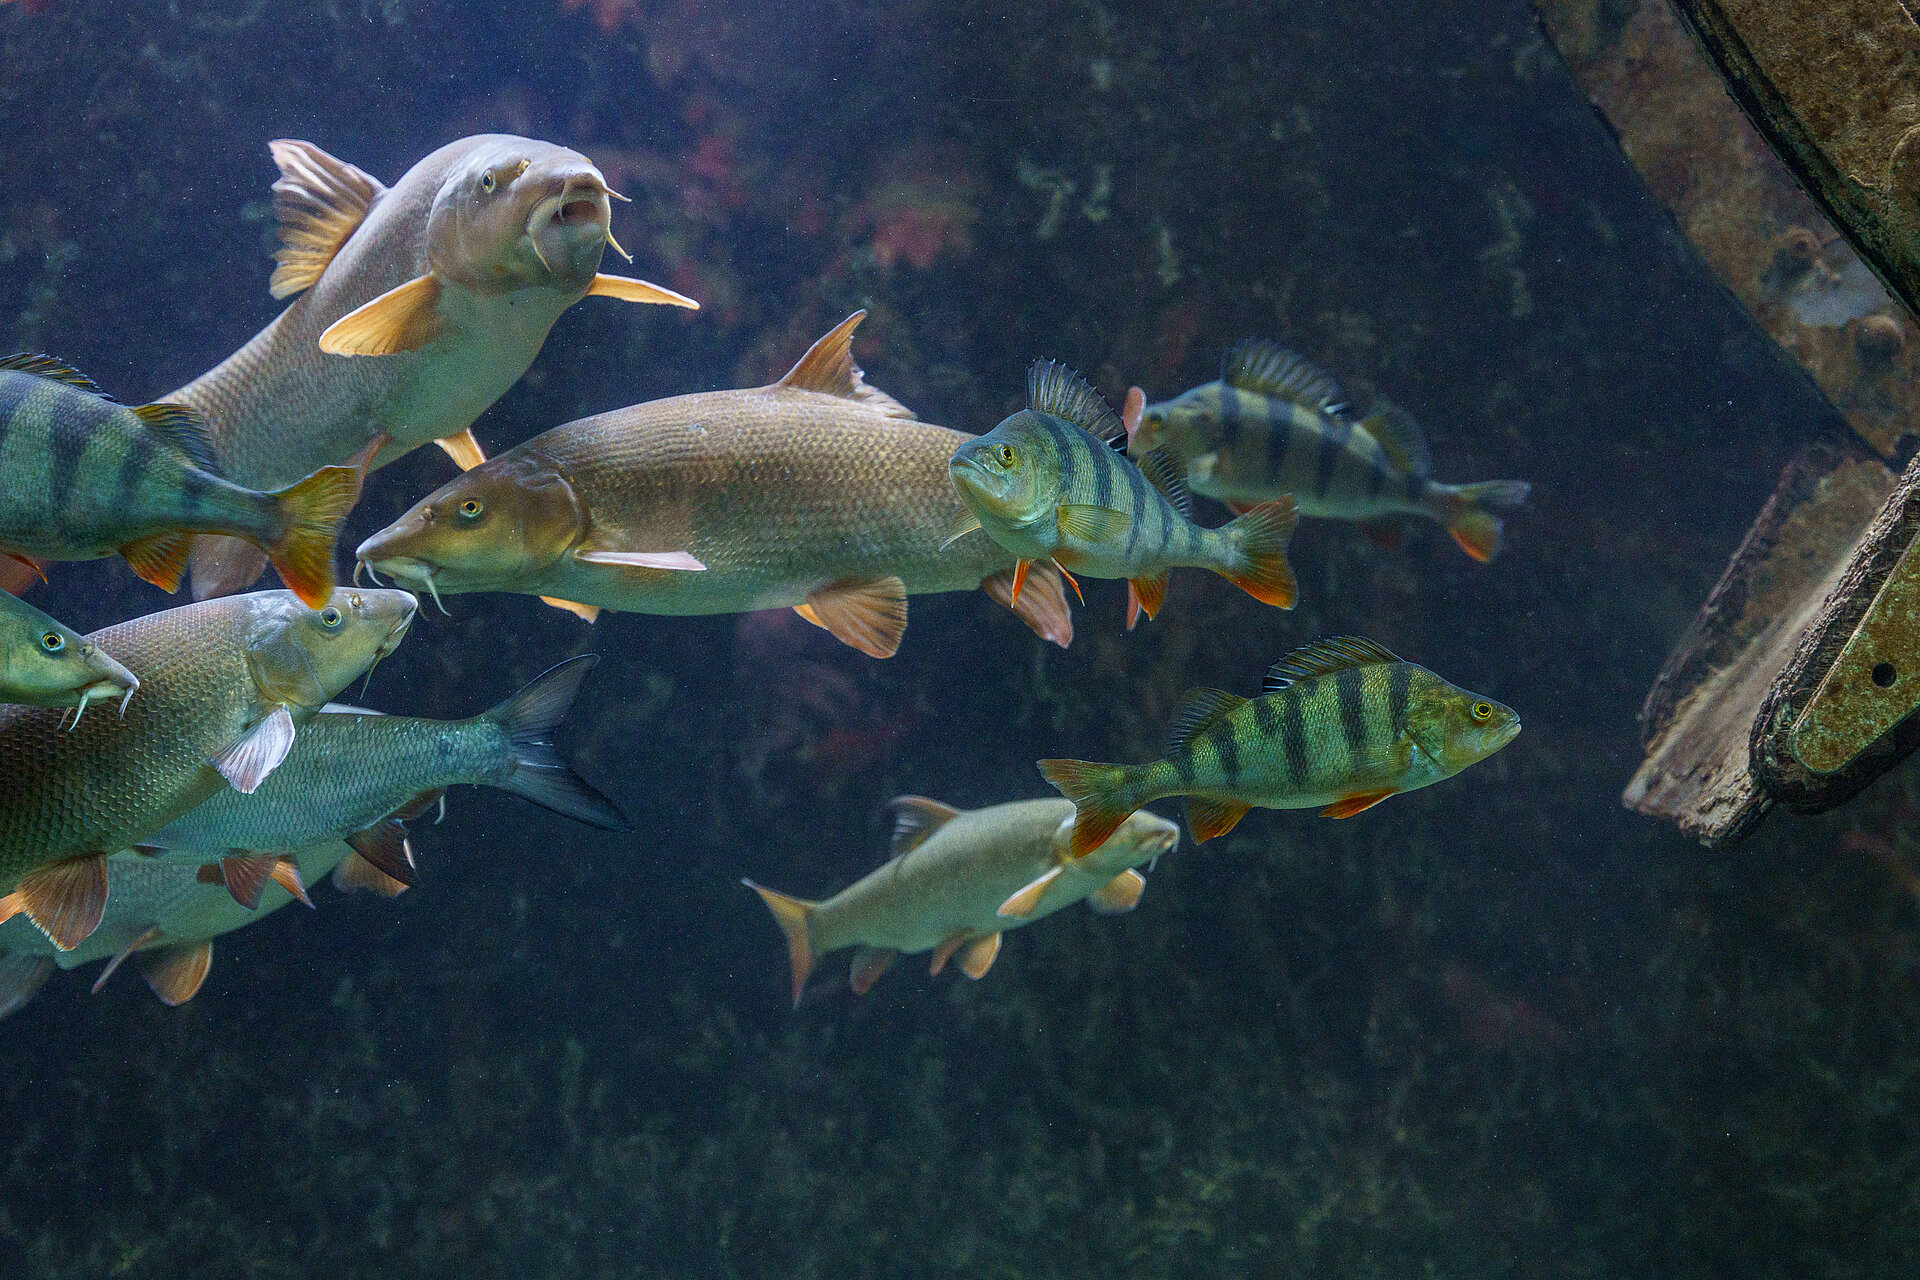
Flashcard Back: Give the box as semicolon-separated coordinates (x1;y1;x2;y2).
319;273;444;356
571;548;707;571
997;865;1065;918
585;273;701;308
1320;789;1396;819
849;947;896;995
800;577;908;659
211;704;296;794
139;941;212;1006
0;856;109;951
1086;868;1146;915
541;597;602;623
958;932;1001;979
1056;503;1129;543
1185;796;1250;843
940;509;983;550
436;428;487;471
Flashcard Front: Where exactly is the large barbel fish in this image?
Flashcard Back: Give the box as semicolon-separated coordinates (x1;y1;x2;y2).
0;588;416;950
745;795;1179;1006
170;134;696;597
355;311;1075;657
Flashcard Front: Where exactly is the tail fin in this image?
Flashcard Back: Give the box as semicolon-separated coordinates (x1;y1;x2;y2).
1443;480;1530;563
266;463;363;609
486;654;631;831
1218;497;1299;609
1036;758;1145;858
743;879;818;1007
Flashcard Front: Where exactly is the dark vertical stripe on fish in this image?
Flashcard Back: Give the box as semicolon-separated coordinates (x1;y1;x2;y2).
1090;427;1114;513
1038;413;1077;499
0;373;33;460
46;403;92;522
1281;685;1309;784
113;428;156;515
1388;662;1411;735
1206;719;1241;785
1252;695;1280;742
1218;384;1241;450
1336;667;1367;754
1262;396;1289;487
1314;414;1350;499
1173;749;1196;785
178;467;210;516
1123;458;1147;561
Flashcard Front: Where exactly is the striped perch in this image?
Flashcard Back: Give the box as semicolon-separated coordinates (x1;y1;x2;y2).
1128;340;1530;562
947;359;1299;627
1038;637;1520;856
0;355;361;608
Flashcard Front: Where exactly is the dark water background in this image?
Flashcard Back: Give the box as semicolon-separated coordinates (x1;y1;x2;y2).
2;1;1915;1276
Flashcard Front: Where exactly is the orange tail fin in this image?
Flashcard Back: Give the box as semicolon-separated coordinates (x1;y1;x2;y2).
1218;497;1299;608
266;463;363;609
1443;480;1530;563
743;879;817;1008
1036;758;1144;859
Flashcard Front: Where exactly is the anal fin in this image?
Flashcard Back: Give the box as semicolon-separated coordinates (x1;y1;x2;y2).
139;941;212;1006
331;851;410;897
119;531;195;594
1186;796;1251;843
928;930;972;976
1126;572;1167;631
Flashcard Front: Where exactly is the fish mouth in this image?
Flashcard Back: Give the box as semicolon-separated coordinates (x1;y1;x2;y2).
359;556;450;616
948;455;1014;509
525;170;619;275
61;672;140;730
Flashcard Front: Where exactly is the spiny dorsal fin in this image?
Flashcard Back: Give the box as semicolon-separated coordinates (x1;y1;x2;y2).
131;403;222;474
268;139;385;300
777;310;918;420
1357;401;1431;478
1263;636;1402;692
0;353;114;399
1223;339;1343;412
1027;359;1121;440
885;795;962;858
1135;446;1192;520
1163;687;1249;756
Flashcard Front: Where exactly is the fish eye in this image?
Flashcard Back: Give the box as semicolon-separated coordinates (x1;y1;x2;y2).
480;169;497;194
1471;702;1493;722
459;499;485;520
320;607;343;628
38;631;63;653
997;444;1016;466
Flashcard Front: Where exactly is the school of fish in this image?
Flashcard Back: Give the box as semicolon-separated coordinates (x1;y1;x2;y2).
0;130;1527;1018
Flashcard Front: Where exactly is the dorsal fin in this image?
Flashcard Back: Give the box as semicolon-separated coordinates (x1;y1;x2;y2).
1027;359;1122;440
1135;446;1192;520
1263;636;1402;692
1357;401;1431;477
0;353;114;399
1163;687;1249;756
267;139;385;300
1223;339;1343;412
777;310;918;419
131;403;222;473
885;795;962;857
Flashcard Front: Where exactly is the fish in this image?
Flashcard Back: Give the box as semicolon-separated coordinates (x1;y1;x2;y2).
0;588;139;720
140;653;630;894
355;311;1076;657
947;359;1299;629
0;588;416;950
744;795;1179;1006
167;134;697;599
0;838;370;1020
1037;636;1520;856
1128;340;1531;562
0;355;361;608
